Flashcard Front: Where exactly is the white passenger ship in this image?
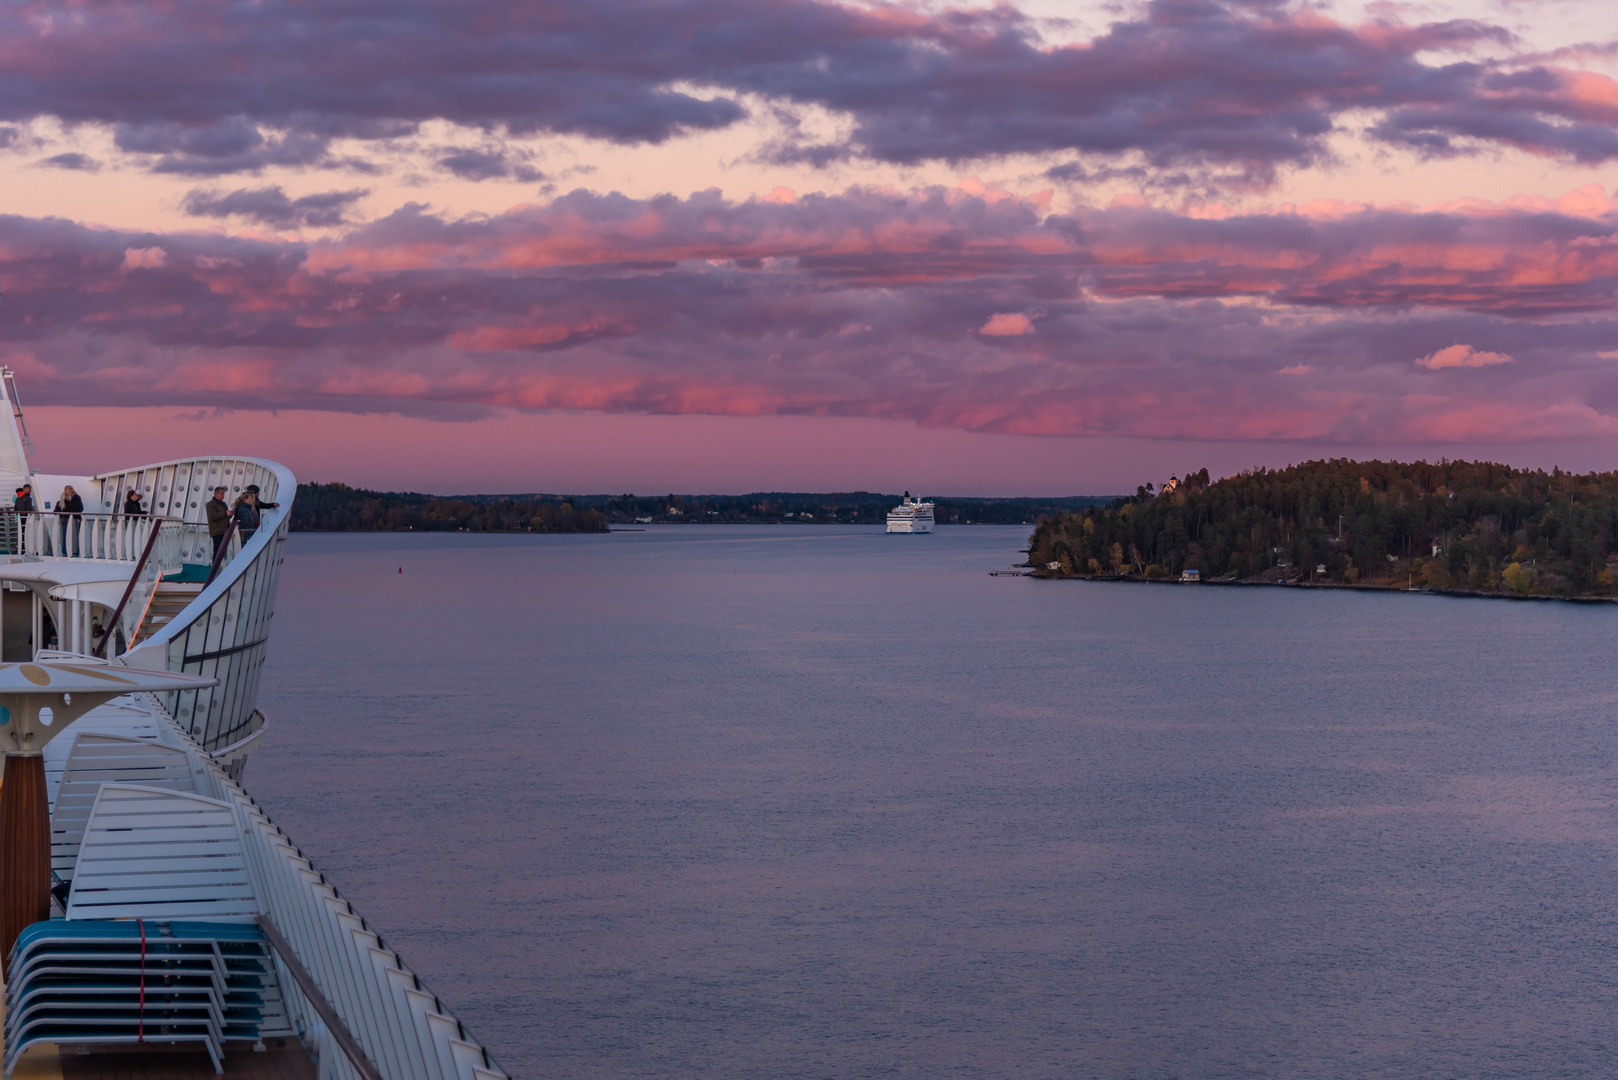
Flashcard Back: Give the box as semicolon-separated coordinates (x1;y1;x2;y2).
0;371;507;1080
885;493;935;533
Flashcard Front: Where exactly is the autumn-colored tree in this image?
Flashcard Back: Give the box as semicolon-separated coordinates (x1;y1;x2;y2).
1423;560;1454;590
1502;562;1535;594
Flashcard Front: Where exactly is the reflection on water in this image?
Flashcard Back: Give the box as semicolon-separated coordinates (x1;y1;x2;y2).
253;527;1618;1079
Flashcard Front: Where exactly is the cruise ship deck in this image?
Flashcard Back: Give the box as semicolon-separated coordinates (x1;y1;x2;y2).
11;1027;315;1080
0;373;505;1080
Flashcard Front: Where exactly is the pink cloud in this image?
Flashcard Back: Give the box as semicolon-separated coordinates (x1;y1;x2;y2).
120;247;167;271
978;313;1035;337
1415;344;1515;369
1;186;1617;448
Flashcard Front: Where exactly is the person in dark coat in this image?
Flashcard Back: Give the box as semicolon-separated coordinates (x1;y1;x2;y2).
12;483;33;555
123;490;146;515
206;485;231;561
56;485;84;556
235;484;278;546
242;485;278;512
233;491;260;544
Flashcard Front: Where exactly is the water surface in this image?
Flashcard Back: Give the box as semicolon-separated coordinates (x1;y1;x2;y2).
253;527;1618;1079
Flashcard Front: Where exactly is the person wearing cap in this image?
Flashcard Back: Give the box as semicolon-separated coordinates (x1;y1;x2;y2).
206;485;231;561
243;484;278;511
233;485;279;545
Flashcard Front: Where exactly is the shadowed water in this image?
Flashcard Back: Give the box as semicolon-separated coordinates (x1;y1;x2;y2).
252;527;1618;1079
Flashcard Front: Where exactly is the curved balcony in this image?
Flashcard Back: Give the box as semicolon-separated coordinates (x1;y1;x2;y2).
0;457;296;760
111;456;295;757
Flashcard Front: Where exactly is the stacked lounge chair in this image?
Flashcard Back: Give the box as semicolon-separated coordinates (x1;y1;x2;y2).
4;768;296;1077
3;920;290;1076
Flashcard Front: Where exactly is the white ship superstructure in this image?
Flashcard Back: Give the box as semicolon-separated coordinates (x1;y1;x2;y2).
886;493;935;533
0;370;508;1080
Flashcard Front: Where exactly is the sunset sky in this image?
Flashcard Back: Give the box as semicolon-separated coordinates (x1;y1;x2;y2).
3;0;1618;494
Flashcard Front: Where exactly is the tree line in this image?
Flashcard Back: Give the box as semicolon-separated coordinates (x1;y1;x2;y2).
291;485;1116;530
599;492;1112;524
291;484;610;533
1028;459;1618;597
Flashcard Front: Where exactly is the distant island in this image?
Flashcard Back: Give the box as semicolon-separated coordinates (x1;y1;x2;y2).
1028;460;1618;599
291;484;1115;533
292;484;612;533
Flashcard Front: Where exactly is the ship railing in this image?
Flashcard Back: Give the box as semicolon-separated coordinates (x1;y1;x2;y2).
4;511;185;572
128;696;512;1080
122;457;294;754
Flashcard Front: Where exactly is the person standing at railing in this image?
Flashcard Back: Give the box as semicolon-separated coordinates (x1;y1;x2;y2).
123;490;146;515
56;485;83;557
12;483;32;555
238;484;278;545
206;485;231;561
233;489;261;544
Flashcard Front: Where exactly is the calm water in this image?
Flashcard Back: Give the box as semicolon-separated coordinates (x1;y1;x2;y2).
252;527;1618;1079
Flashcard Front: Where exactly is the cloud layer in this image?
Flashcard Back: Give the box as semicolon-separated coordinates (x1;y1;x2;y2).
1416;344;1515;369
2;0;1617;180
3;184;1617;443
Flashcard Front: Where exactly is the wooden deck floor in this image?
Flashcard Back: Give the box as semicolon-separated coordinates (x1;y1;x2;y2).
57;1043;316;1080
4;974;317;1080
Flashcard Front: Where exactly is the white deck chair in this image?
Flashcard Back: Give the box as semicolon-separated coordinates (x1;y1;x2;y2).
52;734;198;881
65;784;259;923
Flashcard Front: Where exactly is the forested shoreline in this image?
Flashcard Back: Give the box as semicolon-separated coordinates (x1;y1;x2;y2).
291;484;611;533
1028;460;1618;598
290;484;1113;531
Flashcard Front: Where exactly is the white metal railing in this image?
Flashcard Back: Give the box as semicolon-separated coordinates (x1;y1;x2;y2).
120;457;292;755
176;521;215;565
128;698;512;1080
8;512;183;572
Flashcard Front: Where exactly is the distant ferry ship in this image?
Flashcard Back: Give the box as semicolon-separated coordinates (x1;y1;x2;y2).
886;493;935;533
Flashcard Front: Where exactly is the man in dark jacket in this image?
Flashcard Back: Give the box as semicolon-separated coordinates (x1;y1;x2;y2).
206;485;230;561
123;490;146;515
13;483;32;554
56;485;84;556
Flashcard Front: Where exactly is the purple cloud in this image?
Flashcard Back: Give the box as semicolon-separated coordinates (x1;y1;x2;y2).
182;186;371;228
0;0;1612;179
37;152;100;172
1;187;1617;442
437;148;545;182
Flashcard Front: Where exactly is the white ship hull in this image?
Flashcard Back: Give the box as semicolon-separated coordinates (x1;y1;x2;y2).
886;494;935;533
886;514;933;533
